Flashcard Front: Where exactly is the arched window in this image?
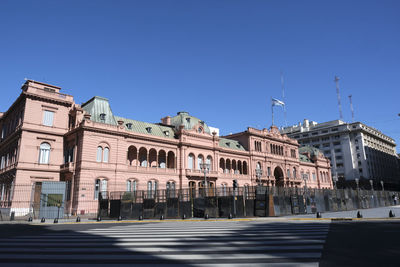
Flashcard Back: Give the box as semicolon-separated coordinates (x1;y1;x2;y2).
139;147;147;167
127;146;137;166
166;181;176;198
221;183;227;196
94;178;108;200
96;146;102;162
256;162;261;170
158;150;166;168
39;142;51;164
243;161;248;175
197;155;204;170
287;169;291;178
206;156;212;171
147;181;152;197
127;180;137;192
188;154;194;169
103;147;109;162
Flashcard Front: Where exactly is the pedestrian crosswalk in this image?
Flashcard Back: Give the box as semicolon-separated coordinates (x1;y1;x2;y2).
0;220;330;266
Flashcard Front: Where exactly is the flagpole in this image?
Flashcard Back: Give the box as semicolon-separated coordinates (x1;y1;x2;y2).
281;71;287;127
271;97;274;126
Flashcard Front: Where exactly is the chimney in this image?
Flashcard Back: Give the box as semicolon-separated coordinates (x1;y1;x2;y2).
161;116;171;125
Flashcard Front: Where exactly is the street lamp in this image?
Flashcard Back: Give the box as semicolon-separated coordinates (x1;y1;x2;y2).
302;173;308;194
255;168;263;186
199;162;210;196
333;175;338;190
369;179;374;191
355;178;359;191
380;180;384;192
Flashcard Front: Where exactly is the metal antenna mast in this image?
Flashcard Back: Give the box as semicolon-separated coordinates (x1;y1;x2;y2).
349;95;355;122
334;76;343;120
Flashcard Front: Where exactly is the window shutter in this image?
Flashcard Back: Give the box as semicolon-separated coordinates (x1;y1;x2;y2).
43;111;54;126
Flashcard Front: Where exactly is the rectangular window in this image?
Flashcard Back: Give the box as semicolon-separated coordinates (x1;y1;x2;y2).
267;167;271;176
312;173;316;181
43;110;54;126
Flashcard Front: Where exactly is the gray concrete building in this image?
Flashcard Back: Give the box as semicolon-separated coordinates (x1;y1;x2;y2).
281;119;400;186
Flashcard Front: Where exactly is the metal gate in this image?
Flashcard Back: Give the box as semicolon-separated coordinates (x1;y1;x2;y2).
34;182;66;219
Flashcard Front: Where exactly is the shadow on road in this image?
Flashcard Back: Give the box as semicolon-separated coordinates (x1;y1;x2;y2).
320;221;400;267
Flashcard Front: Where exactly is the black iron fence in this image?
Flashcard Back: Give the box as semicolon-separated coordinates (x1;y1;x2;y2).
0;182;399;221
98;186;400;219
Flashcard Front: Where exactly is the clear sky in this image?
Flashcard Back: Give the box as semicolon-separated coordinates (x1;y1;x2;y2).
1;0;399;150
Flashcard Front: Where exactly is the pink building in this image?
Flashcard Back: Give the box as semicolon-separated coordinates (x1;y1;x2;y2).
0;80;332;216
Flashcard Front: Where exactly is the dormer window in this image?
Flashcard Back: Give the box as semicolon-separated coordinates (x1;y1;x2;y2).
186;118;191;123
164;131;169;136
200;120;204;125
99;113;106;121
226;142;230;147
126;123;132;129
236;144;241;148
198;127;203;133
146;127;152;133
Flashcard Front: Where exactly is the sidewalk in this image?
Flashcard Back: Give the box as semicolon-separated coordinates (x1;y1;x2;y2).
284;205;400;219
2;205;400;225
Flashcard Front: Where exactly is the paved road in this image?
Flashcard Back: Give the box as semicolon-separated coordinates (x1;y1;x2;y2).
0;220;330;266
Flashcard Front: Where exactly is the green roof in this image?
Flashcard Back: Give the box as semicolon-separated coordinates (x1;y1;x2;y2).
299;146;322;158
114;116;175;139
170;111;211;134
219;137;246;151
299;154;312;163
81;96;117;125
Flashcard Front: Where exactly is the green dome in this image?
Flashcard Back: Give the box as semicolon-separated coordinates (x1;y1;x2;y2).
170;111;211;134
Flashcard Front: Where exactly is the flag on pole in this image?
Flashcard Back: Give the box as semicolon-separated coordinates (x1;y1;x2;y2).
272;98;285;107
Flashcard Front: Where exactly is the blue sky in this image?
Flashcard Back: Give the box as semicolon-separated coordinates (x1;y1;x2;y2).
1;0;399;150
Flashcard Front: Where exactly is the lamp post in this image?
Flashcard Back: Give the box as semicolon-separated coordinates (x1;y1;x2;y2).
302;173;308;194
369;179;374;191
380;180;384;192
302;173;308;213
333;175;338;190
199;162;210;197
255;168;263;187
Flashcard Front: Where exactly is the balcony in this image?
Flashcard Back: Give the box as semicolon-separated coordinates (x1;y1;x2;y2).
185;169;218;178
60;162;75;173
127;165;177;174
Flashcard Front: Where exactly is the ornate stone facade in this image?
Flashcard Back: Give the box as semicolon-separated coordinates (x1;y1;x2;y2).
0;80;332;215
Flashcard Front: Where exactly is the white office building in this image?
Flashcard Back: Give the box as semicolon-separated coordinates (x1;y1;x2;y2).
281;119;400;185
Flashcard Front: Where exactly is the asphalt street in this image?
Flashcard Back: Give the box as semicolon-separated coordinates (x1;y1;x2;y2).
0;218;399;266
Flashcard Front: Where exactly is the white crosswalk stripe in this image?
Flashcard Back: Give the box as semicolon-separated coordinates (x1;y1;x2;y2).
0;220;330;266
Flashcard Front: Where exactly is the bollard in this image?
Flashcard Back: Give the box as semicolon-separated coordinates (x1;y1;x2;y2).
117;216;122;221
41;217;45;223
97;216;101;222
228;213;233;219
316;212;322;218
357;211;363;218
76;216;81;222
160;215;164;220
182;214;186;220
28;217;33;222
389;210;395;218
139;215;143;221
54;218;58;224
204;214;209;220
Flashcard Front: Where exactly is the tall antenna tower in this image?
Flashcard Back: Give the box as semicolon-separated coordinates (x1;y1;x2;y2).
334;76;343;120
349;95;355;122
281;71;287;126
